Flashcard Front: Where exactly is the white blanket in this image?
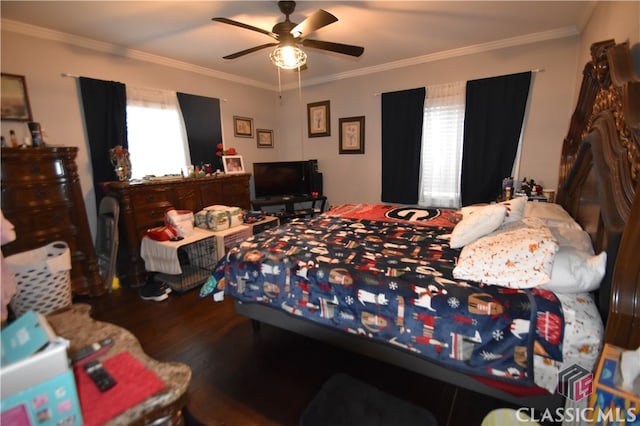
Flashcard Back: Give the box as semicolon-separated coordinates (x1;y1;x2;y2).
141;227;214;275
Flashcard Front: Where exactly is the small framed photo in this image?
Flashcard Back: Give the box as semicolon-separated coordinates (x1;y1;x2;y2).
1;73;33;121
339;116;365;154
233;116;253;138
307;100;330;138
223;155;245;173
256;129;274;148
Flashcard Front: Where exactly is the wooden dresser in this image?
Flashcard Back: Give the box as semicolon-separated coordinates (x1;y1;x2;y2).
1;147;104;296
103;173;251;286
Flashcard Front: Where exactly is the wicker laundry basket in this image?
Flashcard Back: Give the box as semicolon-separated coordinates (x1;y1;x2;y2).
6;241;72;316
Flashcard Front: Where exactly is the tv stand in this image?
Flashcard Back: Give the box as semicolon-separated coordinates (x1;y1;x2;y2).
251;195;327;222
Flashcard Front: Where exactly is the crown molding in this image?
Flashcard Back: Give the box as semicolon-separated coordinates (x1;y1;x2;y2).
1;19;274;91
288;26;580;91
3;19;578;93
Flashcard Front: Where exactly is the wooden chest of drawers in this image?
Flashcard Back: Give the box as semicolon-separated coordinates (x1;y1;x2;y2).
1;147;104;296
103;174;251;286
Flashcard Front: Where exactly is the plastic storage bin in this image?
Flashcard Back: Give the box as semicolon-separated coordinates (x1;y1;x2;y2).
5;241;72;316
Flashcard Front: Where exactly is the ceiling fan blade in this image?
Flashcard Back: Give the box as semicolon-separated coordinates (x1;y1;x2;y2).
302;39;364;57
212;17;278;40
223;43;279;60
290;9;337;37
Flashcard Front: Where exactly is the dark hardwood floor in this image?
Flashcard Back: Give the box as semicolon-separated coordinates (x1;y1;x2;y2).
75;286;544;426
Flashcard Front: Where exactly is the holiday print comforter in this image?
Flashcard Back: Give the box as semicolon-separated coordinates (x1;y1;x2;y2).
220;215;564;386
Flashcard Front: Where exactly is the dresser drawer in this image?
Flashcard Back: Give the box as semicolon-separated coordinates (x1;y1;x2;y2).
2;227;78;260
131;189;171;209
1;157;68;183
2;182;71;209
134;202;173;229
200;181;224;207
2;208;78;261
222;186;250;208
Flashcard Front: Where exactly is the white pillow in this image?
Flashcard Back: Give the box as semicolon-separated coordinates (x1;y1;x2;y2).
460;196;527;224
548;226;594;254
449;204;506;248
524;202;581;229
453;225;558;288
501;196;527;223
540;247;606;293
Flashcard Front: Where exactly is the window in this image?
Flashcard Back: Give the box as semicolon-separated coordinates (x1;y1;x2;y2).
126;86;190;179
418;81;466;208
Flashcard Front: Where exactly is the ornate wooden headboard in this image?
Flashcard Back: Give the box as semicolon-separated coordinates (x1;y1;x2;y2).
556;39;639;349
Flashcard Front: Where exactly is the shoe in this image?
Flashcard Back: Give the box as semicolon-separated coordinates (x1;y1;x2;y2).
158;281;172;295
147;280;171;294
139;282;169;302
144;275;172;295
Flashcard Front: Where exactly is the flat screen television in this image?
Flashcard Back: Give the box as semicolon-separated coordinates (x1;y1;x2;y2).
253;161;313;199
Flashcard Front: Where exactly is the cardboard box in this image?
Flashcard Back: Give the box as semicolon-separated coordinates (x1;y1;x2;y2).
249;216;280;235
588;344;640;425
210;225;252;261
1;369;82;426
1;311;83;426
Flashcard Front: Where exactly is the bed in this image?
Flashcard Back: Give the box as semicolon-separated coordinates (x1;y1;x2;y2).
213;39;640;412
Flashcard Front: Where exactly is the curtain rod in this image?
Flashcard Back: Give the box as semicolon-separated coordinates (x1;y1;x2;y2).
373;68;545;96
60;73;228;101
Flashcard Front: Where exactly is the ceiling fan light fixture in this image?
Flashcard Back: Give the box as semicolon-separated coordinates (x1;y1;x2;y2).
270;45;307;69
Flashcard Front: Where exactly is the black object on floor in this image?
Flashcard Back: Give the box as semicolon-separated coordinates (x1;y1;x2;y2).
138;280;169;302
300;373;438;426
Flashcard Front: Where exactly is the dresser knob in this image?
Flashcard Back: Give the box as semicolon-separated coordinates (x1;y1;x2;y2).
30;164;41;174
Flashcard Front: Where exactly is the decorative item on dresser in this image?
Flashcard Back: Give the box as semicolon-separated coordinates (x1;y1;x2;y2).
0;147;104;296
103;173;251;287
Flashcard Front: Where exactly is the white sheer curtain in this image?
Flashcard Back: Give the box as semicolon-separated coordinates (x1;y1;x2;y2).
418;81;466;208
126;86;190;179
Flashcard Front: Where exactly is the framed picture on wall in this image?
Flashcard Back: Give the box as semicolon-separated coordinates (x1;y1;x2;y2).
307;100;330;137
256;129;274;148
223;155;245;173
1;73;33;121
339;116;365;154
233;116;253;138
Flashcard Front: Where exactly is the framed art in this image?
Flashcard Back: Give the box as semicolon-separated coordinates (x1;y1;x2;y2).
339;116;365;154
307;100;330;137
233;116;253;138
256;129;274;148
223;155;245;173
1;73;33;121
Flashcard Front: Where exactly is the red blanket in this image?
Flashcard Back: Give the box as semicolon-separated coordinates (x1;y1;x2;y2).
325;203;461;228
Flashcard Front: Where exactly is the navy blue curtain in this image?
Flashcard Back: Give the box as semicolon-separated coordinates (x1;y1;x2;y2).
79;77;127;206
460;72;532;206
381;88;426;204
176;93;222;170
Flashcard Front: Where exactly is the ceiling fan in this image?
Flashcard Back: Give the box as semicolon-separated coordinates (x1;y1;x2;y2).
212;1;364;69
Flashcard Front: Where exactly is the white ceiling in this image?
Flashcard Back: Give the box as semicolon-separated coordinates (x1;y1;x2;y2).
1;1;595;90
